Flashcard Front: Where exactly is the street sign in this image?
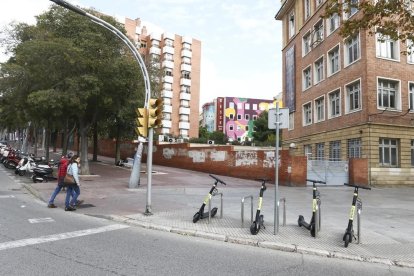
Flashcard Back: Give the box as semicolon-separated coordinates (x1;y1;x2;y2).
268;108;289;129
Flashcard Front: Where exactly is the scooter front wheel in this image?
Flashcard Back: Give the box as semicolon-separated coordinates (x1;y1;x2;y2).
210;207;218;218
193;212;201;223
343;232;352;247
310;223;316;237
250;222;259;235
18;170;26;176
298;215;304;227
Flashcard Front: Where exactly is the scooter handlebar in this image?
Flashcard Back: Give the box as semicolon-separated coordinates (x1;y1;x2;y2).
209;174;226;185
306;179;326;184
344;183;371;190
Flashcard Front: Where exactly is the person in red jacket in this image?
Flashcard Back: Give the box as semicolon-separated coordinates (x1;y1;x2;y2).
47;152;81;208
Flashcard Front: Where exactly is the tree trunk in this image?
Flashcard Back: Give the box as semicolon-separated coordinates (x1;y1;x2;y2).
79;121;90;175
45;124;50;161
92;122;98;162
115;123;121;164
21;123;30;153
129;142;143;188
33;126;38;156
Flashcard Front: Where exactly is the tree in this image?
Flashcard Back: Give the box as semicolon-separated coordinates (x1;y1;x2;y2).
324;0;414;52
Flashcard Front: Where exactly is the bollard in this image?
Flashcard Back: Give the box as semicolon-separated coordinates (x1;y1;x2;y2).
278;197;287;227
356;198;362;244
241;195;253;228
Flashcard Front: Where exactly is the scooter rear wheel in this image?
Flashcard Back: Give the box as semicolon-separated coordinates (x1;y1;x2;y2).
192;212;201;223
344;232;352;247
298;215;304;227
310;223;316;237
210;207;218;218
250;222;259;235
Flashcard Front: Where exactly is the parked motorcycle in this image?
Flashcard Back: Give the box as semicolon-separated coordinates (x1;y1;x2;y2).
31;164;54;183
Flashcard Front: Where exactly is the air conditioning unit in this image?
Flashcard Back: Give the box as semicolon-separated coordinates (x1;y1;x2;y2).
207;140;214;145
168;138;175;143
158;135;165;142
176;138;184;143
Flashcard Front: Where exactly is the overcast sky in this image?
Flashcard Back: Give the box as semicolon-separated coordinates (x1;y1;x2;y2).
0;0;283;106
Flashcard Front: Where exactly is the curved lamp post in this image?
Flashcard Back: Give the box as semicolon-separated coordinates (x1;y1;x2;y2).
49;0;154;214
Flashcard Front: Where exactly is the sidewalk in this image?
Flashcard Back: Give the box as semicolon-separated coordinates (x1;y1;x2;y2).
11;150;414;268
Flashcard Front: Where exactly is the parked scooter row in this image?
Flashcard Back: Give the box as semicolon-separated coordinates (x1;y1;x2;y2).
193;175;371;248
0;144;56;183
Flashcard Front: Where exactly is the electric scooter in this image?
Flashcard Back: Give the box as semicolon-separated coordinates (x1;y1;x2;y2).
192;174;226;223
343;183;371;247
298;179;326;237
250;178;269;235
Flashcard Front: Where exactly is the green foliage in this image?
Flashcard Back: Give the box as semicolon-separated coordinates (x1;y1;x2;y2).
324;0;414;52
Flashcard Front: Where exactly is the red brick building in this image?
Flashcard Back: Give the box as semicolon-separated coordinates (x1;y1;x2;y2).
276;1;414;186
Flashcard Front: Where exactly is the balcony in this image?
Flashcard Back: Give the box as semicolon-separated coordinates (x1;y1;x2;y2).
162;76;173;83
162;90;173;98
161;119;172;128
179;106;191;115
164;104;173;113
180;92;191;101
180;63;191;72
179;122;190;129
182;36;192;44
180;78;191;86
149;46;161;55
150;33;161;41
163;45;174;55
181;49;192;58
162;60;174;69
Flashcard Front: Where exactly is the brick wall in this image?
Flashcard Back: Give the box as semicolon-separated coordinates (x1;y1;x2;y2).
348;158;368;185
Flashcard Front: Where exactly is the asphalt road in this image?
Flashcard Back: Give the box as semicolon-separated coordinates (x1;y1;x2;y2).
1;166;414;275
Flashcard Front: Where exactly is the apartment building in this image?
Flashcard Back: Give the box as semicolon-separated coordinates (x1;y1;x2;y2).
276;1;414;185
124;18;201;138
202;97;278;142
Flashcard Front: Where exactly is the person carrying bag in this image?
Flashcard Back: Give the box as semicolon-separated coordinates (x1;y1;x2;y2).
64;155;82;211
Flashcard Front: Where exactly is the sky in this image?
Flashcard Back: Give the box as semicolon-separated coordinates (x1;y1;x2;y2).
0;0;283;106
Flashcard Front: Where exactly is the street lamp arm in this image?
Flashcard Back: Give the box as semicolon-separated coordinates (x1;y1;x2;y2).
49;0;87;16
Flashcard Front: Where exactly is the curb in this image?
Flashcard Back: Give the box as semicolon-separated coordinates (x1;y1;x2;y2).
108;215;414;269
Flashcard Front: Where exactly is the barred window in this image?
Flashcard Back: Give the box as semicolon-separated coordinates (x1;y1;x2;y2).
348;138;361;158
316;143;325;160
379;138;398;167
329;140;341;160
411;140;414;167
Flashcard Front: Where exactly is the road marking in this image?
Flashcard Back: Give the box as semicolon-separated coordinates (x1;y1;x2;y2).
0;195;15;198
28;218;55;223
0;224;129;251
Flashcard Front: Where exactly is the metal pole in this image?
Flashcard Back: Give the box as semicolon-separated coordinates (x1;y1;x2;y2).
274;102;280;235
145;128;154;215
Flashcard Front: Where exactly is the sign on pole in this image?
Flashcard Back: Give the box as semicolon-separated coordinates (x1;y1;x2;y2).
268;108;289;129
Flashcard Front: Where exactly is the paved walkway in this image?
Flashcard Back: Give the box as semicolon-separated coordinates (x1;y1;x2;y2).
6;150;414;269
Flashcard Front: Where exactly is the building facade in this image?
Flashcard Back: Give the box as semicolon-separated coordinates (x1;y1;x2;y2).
124;18;201;138
276;1;414;185
201;102;215;133
214;97;278;142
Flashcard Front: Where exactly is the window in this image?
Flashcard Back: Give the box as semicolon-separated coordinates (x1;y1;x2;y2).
229;125;234;131
376;33;399;60
313;20;324;46
409;83;414;111
229;113;234;120
344;34;360;66
245;114;250;120
379;138;398;167
237;114;242;120
165;69;173;76
348;138;361;158
327;10;340;35
183;42;191;50
304;144;312;156
327;45;340;76
237;125;241;131
245;125;249;131
303;102;312;126
346;80;361;113
314;97;325;122
229;102;235;109
165;38;174;47
303;66;312;90
304;0;311;19
316;143;325;160
316;0;323;7
289;11;295;38
314;57;324;84
245;103;250;110
344;0;359;19
303;31;311;55
328;89;341;118
237;103;243;109
182;71;190;79
377;78;399;110
329;140;341;160
164;53;173;61
288;112;294;130
407;40;414;64
252;114;258;120
411;140;414;166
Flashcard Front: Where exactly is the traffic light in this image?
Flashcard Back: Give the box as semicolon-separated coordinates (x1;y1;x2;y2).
148;97;163;128
135;108;148;137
